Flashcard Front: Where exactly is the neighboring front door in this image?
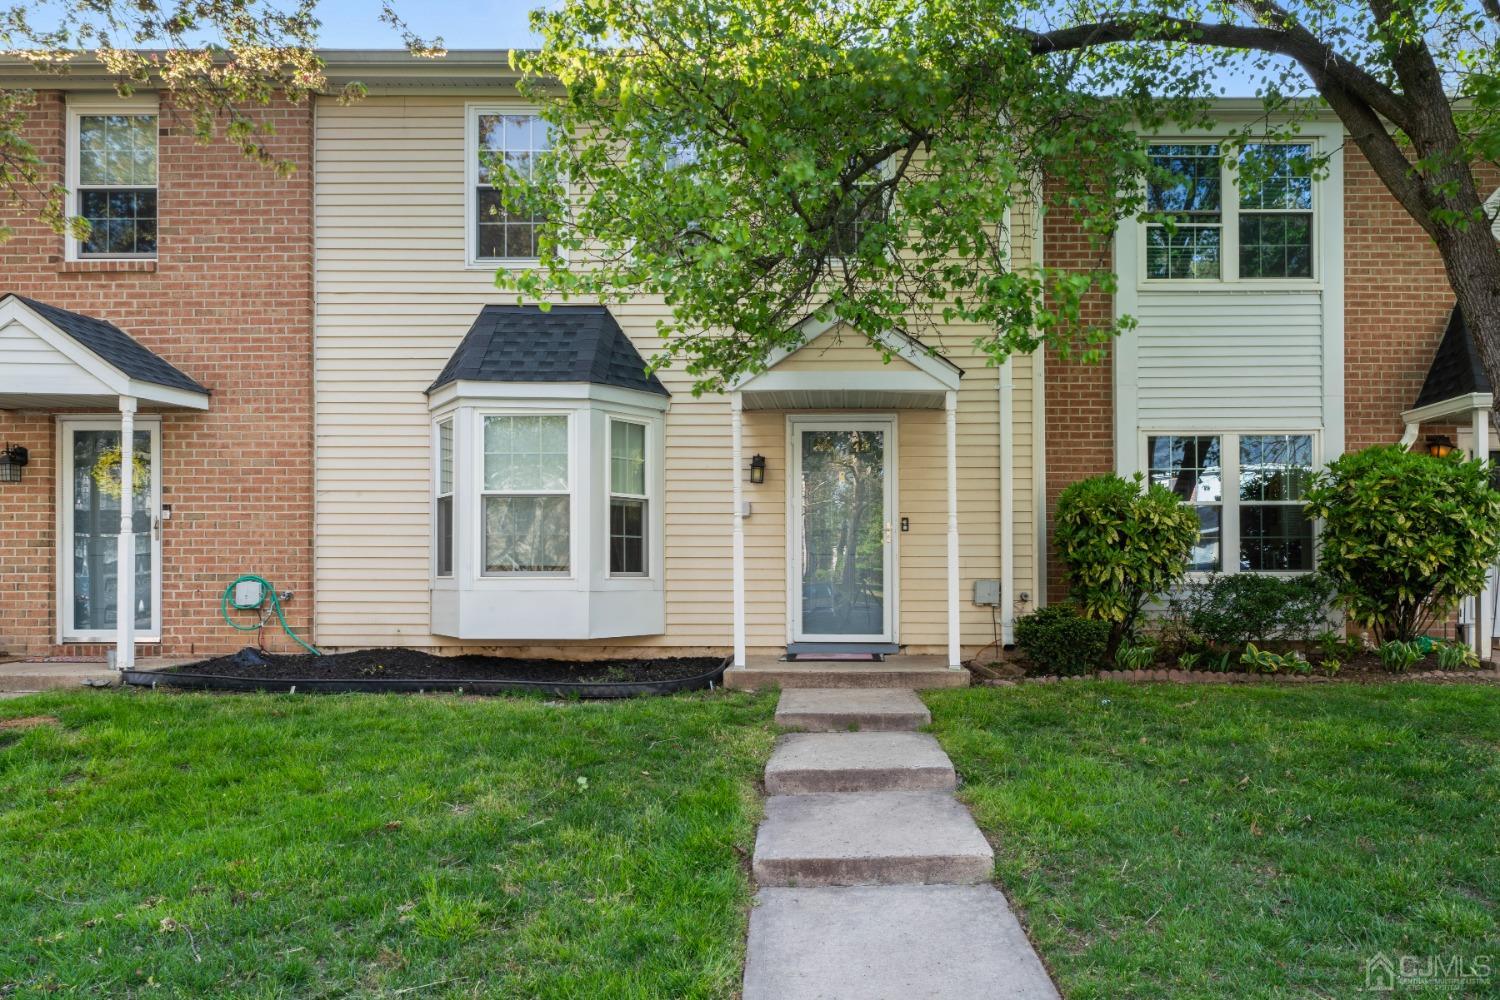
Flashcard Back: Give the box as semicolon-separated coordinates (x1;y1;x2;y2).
59;418;161;642
791;418;895;643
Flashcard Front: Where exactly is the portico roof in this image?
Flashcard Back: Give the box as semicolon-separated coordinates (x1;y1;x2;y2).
0;295;209;410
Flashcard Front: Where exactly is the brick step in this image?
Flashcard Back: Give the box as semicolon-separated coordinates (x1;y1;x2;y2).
774;688;930;732
752;791;994;887
765;733;955;795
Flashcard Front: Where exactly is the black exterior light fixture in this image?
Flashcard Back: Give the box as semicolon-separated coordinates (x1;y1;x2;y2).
749;454;766;484
1427;435;1456;458
0;444;28;483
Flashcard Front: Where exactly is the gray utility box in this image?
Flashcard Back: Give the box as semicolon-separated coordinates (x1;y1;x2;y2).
972;580;1002;606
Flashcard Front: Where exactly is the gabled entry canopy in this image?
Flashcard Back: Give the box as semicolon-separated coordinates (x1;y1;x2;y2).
0;294;209;411
731;314;962;410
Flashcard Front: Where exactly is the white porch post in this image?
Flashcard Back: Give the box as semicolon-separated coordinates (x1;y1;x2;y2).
116;395;137;670
730;391;747;667
945;390;961;669
1473;406;1491;659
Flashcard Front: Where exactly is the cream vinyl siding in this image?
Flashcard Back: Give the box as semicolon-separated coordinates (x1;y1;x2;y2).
1112;126;1345;475
314;93;1040;653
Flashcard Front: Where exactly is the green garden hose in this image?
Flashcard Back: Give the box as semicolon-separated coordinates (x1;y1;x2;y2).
220;574;321;655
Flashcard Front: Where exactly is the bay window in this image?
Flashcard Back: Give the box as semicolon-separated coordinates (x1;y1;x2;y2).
1147;432;1316;574
482;414;571;574
1145;141;1316;282
608;419;648;576
435;418;454;577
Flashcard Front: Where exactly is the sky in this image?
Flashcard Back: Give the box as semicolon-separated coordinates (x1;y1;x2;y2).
312;0;544;49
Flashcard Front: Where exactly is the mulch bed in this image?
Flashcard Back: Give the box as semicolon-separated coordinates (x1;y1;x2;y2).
168;648;724;684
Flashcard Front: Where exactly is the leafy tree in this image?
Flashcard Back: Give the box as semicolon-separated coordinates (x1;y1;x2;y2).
1303;445;1500;643
0;0;439;239
501;0;1500;394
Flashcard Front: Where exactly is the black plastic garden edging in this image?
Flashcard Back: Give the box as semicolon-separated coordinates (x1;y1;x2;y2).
122;657;730;699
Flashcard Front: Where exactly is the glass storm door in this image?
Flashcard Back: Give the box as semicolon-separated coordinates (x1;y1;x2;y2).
793;420;894;643
60;421;160;640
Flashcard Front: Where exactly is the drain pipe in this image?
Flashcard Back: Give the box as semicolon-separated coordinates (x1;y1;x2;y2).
998;357;1016;646
1398;421;1419;450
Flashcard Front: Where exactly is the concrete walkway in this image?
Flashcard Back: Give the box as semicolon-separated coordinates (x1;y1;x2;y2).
745;687;1058;1000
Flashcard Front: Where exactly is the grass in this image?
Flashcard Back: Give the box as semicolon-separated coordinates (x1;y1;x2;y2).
0;688;774;998
925;682;1500;999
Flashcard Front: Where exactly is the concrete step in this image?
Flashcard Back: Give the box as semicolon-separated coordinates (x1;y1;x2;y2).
0;662;117;692
765;733;955;795
775;688;930;732
753;791;994;887
745;885;1060;1000
726;660;968;691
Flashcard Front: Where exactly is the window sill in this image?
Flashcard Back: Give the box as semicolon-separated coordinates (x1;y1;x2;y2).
1136;278;1321;293
59;259;158;274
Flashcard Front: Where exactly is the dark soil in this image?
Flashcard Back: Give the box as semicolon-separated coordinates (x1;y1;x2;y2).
171;648;724;684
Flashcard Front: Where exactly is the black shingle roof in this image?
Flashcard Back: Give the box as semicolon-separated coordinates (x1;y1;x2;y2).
428;304;669;396
1413;306;1491;410
6;294;208;396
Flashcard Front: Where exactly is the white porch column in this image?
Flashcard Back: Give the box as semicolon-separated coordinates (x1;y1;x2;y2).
116;396;138;670
1473;406;1491;659
945;390;961;669
730;391;747;667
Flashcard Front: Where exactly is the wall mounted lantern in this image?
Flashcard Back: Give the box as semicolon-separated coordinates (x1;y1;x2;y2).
1427;435;1456;458
0;444;28;483
749;454;766;484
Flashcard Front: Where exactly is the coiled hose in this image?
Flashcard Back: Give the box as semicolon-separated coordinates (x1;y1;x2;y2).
220;574;321;656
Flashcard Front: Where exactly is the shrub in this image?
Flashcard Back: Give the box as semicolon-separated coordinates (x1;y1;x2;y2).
1377;640;1424;673
1303;445;1500;642
1240;643;1312;675
1113;641;1156;671
1054;473;1200;654
1014;603;1110;676
1169;573;1332;650
1436;641;1479;671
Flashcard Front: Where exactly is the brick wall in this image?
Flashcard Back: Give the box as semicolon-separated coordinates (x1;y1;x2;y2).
1041;190;1117;599
0;91;315;658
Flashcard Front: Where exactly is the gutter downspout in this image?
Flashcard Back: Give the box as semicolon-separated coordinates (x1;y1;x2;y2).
998;357;1016;646
1398;422;1419;451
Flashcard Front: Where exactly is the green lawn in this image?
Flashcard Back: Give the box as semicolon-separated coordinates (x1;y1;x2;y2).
926;682;1500;999
0;689;774;998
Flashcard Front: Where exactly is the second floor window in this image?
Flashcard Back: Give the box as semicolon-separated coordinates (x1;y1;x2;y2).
469;108;552;264
70;109;158;258
1145;141;1315;282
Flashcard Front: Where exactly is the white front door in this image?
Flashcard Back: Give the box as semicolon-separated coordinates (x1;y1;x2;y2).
59;417;161;642
790;418;895;643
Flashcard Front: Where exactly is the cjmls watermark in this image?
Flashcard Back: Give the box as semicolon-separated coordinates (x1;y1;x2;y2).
1365;952;1493;992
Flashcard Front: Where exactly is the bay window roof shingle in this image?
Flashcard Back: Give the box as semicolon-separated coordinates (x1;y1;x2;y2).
427;304;669;396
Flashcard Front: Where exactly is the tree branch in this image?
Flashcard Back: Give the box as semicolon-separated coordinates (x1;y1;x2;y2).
1028;17;1411;128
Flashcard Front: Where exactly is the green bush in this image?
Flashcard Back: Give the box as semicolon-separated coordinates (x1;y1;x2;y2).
1377;639;1424;673
1054;473;1200;653
1303;445;1500;642
1169;573;1333;649
1014;603;1110;676
1240;642;1313;675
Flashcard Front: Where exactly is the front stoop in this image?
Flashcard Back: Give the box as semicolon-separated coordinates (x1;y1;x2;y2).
765;733;956;794
0;662;118;693
775;688;931;731
744;885;1060;1000
725;657;969;691
752;791;993;886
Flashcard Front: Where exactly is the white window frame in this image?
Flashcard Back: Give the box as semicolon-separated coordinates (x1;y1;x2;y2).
433;416;455;578
464;102;550;270
606;416;651;578
1142;429;1320;578
65;96;160;262
476;409;577;578
1140;138;1321;289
